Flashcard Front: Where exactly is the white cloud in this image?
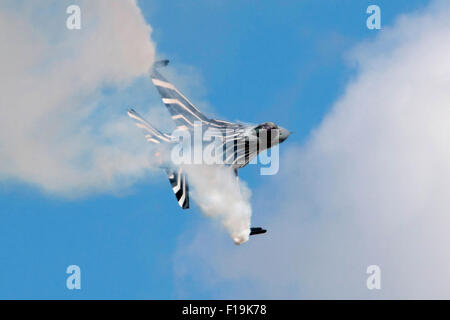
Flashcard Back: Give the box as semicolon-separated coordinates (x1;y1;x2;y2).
0;0;158;195
174;0;450;298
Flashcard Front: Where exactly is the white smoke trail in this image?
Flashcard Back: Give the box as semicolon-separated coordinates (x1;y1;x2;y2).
183;165;252;245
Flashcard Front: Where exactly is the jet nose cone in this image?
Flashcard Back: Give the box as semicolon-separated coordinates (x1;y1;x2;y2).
279;127;291;143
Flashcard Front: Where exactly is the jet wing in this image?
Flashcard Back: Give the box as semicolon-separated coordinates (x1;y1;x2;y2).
127;109;172;144
150;60;212;130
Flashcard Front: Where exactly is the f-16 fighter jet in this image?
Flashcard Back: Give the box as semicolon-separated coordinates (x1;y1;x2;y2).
128;60;290;242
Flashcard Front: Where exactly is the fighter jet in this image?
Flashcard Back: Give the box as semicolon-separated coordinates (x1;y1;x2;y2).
128;60;290;240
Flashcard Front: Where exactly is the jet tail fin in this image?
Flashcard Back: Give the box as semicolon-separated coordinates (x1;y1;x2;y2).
166;167;189;210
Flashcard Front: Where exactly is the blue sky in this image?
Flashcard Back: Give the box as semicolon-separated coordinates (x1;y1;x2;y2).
0;0;432;299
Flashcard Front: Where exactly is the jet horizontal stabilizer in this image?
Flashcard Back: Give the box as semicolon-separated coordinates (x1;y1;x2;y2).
249;227;267;236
